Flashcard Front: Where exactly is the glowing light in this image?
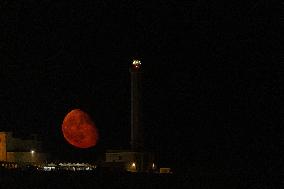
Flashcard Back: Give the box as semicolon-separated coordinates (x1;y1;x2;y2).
152;163;155;169
30;150;35;154
43;166;55;171
131;162;136;168
132;60;141;66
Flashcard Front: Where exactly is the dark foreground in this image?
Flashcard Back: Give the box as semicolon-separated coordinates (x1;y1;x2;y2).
0;169;261;189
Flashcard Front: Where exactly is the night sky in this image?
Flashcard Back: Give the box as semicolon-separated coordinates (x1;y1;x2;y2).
0;0;278;176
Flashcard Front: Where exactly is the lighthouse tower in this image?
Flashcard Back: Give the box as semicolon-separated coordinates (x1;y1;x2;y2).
130;59;143;151
103;59;155;173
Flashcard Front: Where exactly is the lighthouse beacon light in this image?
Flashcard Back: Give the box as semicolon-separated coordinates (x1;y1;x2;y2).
132;59;141;69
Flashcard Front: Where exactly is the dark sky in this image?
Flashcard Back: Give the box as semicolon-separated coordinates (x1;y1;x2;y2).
0;0;278;176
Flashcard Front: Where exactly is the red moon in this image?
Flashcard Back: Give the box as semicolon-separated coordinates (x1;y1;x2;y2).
62;109;99;148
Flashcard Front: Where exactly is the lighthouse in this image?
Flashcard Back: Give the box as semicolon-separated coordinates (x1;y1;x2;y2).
103;59;155;173
130;59;143;151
